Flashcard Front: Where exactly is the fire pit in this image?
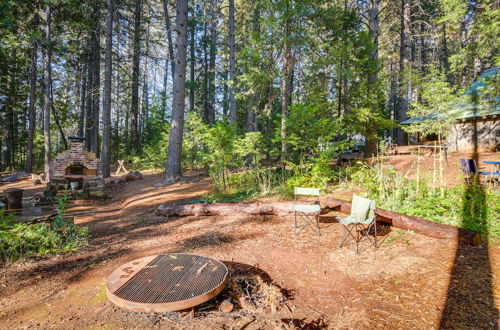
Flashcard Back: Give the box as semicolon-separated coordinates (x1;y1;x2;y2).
106;254;229;313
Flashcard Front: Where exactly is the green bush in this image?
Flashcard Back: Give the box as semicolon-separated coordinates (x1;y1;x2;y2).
0;196;89;265
283;154;336;198
347;163;500;237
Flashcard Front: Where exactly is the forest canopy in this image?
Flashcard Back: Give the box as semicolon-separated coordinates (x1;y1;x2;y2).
0;0;498;179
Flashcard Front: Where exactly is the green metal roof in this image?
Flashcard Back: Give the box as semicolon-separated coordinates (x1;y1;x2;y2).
401;67;499;125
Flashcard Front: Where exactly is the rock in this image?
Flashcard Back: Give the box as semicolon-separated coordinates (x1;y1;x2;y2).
89;191;107;198
219;299;234;313
125;171;143;181
0;201;4;208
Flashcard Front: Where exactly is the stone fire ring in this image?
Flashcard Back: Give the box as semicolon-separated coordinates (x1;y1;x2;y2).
106;254;229;313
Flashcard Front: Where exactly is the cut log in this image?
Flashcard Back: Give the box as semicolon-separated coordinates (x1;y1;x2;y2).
157;201;315;217
323;197;480;245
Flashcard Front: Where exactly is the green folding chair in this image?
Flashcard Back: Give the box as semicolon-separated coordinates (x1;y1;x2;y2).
294;187;321;236
338;194;377;254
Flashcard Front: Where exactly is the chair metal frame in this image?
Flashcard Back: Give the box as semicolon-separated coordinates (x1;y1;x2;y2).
294;187;321;236
338;195;377;254
459;158;499;186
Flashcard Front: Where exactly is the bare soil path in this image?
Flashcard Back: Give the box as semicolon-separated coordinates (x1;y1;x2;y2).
0;170;498;329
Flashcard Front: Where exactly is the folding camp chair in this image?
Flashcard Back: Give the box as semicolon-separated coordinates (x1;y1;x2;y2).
338;194;377;254
460;158;477;184
294;187;321;236
459;158;493;185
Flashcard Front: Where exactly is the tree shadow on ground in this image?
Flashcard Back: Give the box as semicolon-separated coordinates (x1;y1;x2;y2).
1;248;131;298
439;173;498;328
176;231;262;252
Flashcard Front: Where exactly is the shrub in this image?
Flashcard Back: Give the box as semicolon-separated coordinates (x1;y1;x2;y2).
0;196;89;265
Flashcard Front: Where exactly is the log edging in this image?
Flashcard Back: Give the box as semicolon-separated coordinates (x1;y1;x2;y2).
323;197;480;245
157;197;480;245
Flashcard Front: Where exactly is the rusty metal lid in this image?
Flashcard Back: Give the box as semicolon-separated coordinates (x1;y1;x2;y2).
106;254;228;313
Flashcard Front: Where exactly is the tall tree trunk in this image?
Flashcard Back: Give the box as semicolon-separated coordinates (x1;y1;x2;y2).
92;19;101;156
397;0;410;145
3;56;14;169
228;0;237;122
26;6;39;173
246;4;260;132
44;4;52;181
79;59;87;136
189;0;195;112
207;0;217;124
441;23;450;82
163;0;175;81
281;3;291;162
162;57;169;120
364;0;379;157
164;0;188;182
50;89;68;150
222;63;228;118
202;16;209;122
101;0;113;178
130;0;142;152
85;36;93;151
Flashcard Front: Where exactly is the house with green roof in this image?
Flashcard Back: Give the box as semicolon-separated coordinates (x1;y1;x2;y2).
401;67;499;153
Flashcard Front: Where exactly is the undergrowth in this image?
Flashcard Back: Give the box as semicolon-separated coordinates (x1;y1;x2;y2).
207;160;499;238
349;162;500;238
0;196;89;265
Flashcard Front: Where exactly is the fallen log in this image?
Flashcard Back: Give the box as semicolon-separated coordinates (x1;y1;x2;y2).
323;197;480;245
157;201;314;217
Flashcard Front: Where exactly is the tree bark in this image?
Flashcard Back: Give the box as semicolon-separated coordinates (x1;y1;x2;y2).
189;0;195;113
44;4;52;181
92;18;101;156
131;0;142;152
26;2;39;173
364;0;380;157
164;0;189;182
245;4;260;132
207;0;217;124
158;201;312;217
396;0;410;145
163;0;176;81
101;0;113;178
228;0;237;123
281;3;291;163
202;15;209;122
85;39;94;151
79;59;87;137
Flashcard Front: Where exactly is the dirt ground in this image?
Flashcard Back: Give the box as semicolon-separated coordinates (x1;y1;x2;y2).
0;164;499;329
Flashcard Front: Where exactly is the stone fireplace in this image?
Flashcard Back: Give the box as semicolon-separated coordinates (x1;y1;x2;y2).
46;136;106;199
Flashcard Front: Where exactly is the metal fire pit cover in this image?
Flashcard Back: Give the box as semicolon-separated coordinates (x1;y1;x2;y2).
106;254;228;312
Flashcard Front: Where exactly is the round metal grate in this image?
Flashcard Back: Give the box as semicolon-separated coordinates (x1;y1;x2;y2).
106;254;228;312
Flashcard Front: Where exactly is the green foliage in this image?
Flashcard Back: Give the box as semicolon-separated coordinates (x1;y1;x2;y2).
201;120;238;191
234;132;264;167
182;112;207;170
403;67;462;137
347;163;500;237
0;196;89;265
285;103;348;161
283;154;335;197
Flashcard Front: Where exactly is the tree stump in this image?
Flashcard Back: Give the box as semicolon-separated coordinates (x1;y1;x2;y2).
5;188;23;210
